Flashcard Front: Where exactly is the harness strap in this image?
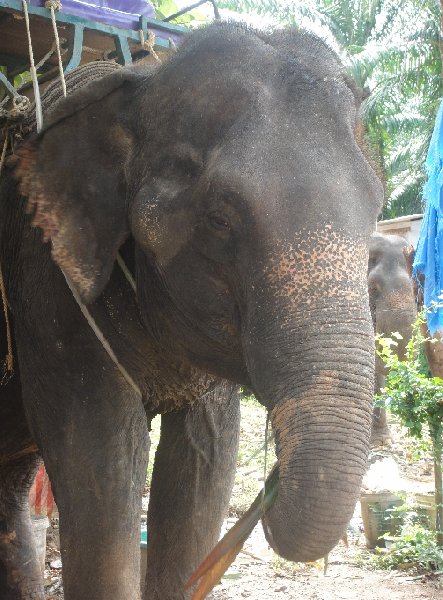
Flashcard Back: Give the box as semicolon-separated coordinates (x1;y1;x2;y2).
116;252;136;292
62;266;142;398
45;0;67;98
22;0;43;132
0;135;13;385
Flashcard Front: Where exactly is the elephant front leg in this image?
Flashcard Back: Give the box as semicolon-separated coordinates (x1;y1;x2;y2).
370;407;392;448
31;392;150;600
370;368;392;448
144;382;240;600
0;454;43;600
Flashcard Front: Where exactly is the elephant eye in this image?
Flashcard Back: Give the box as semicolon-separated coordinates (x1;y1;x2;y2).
208;211;230;231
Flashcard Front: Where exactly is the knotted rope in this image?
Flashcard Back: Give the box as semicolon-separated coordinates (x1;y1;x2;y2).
139;29;161;63
0;95;31;123
20;0;67;130
1;0;68;381
45;0;67;97
1;60;142;395
22;0;43;132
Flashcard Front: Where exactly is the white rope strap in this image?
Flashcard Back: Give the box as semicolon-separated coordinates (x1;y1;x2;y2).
62;269;141;398
139;29;161;63
22;0;43;132
0;134;8;175
0;262;13;384
116;253;136;292
0;134;14;384
45;0;67;98
168;38;178;53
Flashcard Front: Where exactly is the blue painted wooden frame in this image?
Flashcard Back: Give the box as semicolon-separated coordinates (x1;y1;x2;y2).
0;0;186;84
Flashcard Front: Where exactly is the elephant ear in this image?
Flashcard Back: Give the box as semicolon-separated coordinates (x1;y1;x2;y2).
15;68;143;303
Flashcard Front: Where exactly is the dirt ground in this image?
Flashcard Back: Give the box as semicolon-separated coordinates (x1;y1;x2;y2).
209;514;442;600
43;515;442;600
42;416;443;599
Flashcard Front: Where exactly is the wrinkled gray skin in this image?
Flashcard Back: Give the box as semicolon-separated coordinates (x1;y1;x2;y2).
0;23;382;600
368;233;416;447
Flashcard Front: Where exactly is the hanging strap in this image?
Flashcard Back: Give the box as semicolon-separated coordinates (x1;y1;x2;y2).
22;0;43;132
0;135;13;384
45;0;67;98
62;266;142;398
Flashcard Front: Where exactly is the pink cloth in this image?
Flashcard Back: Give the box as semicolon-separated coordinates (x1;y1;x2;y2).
29;465;57;517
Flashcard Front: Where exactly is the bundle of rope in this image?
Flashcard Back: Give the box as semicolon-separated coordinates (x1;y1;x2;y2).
0;1;165;389
0;60;121;385
1;61;121;154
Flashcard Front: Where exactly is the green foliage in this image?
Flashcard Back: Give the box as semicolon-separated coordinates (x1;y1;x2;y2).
376;312;443;446
360;519;443;571
153;0;209;25
377;309;443;550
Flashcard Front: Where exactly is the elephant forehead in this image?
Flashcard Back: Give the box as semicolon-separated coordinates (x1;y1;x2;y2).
263;226;368;304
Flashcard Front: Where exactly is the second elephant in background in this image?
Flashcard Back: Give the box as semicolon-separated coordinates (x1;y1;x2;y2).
368;232;417;447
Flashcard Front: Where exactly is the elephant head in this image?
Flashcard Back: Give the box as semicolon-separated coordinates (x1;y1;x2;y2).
16;24;382;561
368;232;416;445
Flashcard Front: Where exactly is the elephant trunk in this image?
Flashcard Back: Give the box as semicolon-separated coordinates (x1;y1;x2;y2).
247;305;374;561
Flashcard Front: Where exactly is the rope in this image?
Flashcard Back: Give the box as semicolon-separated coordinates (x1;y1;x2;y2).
22;0;43;132
0;40;64;123
116;253;136;292
0;134;7;176
45;0;67;98
16;38;66;92
0;262;13;385
0;95;31;123
0;132;13;384
62;269;141;398
168;38;178;53
0;130;14;384
139;29;161;63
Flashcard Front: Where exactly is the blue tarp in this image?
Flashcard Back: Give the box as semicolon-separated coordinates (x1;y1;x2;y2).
30;0;155;30
413;99;443;335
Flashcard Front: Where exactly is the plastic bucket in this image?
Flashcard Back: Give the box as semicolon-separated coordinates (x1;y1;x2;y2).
414;493;436;530
140;525;148;589
32;515;49;575
360;492;404;548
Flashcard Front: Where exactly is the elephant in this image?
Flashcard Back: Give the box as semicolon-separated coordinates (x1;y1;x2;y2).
0;22;382;600
368;232;416;447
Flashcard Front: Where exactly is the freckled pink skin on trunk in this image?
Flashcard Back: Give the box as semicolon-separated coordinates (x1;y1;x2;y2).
246;226;374;561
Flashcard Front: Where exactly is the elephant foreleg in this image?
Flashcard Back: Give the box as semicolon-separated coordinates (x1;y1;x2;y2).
144;382;240;600
370;407;392;447
370;367;392;448
0;453;43;600
17;369;150;600
43;395;150;600
0;368;43;600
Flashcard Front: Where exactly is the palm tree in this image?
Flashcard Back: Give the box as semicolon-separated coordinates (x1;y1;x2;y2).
218;0;443;218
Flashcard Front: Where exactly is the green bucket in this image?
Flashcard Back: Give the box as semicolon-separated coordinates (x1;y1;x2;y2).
140;525;148;589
